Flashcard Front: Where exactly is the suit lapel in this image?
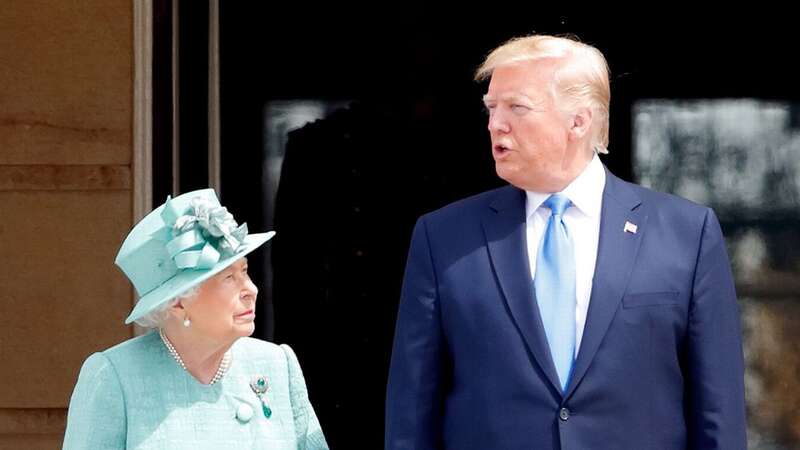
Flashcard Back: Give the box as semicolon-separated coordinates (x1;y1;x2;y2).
564;169;647;399
482;186;562;395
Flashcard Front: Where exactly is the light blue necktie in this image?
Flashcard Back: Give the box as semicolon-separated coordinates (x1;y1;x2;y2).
534;194;576;392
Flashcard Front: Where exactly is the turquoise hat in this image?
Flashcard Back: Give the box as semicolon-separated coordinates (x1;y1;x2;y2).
116;188;275;324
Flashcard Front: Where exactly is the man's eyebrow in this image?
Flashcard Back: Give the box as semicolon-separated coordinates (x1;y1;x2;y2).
483;93;539;103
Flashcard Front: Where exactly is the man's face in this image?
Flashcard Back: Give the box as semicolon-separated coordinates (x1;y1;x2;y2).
483;59;591;192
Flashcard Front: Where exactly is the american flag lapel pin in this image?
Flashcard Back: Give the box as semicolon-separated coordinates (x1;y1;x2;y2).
624;221;638;234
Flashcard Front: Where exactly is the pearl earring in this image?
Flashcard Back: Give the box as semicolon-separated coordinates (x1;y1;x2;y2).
183;316;191;328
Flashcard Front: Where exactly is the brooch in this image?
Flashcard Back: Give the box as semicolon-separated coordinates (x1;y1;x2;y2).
249;375;272;418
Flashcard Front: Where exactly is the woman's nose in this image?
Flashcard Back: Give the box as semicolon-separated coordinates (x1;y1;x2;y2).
241;278;258;300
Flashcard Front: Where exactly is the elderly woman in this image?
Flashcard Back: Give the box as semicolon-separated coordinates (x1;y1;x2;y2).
63;189;328;450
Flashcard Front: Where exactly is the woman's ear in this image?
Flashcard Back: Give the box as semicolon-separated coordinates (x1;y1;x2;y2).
167;299;186;320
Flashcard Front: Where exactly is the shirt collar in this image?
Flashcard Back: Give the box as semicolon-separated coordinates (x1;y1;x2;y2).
525;153;606;219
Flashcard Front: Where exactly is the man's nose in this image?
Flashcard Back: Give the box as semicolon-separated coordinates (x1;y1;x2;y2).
488;109;510;134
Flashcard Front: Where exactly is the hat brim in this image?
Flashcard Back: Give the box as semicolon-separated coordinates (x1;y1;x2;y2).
124;231;275;324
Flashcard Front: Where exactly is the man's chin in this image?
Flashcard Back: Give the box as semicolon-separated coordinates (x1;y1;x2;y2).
496;165;530;190
496;167;562;193
495;164;517;184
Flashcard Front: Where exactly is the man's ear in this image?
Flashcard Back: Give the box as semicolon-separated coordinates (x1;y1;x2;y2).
569;107;593;141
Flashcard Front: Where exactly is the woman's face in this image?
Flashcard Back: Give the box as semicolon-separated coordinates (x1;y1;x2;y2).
181;257;258;343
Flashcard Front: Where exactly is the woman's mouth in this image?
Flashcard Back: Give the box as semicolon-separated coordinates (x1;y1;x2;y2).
234;309;255;321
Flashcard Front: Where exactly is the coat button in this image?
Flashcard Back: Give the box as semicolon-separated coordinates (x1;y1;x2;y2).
559;407;570;421
236;403;254;422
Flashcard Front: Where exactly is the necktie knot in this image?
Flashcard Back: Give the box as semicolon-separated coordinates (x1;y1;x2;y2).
544;194;571;217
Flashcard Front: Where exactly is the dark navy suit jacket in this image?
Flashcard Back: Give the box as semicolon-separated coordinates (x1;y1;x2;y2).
386;169;746;450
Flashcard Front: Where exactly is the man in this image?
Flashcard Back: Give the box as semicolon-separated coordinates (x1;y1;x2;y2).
385;35;746;449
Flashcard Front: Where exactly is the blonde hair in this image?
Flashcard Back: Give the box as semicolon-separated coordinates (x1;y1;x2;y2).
475;34;611;153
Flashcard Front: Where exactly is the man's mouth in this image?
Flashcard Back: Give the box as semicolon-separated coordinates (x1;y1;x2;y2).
493;144;512;157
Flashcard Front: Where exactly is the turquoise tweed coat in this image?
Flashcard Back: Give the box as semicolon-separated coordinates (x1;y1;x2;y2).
63;332;328;449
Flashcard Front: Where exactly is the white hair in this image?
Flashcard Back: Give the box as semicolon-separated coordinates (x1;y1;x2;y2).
475;34;611;153
135;285;200;329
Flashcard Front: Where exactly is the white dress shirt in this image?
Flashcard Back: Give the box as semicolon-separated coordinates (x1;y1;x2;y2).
525;154;606;357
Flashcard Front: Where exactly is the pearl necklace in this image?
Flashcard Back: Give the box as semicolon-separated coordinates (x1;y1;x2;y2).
158;328;232;385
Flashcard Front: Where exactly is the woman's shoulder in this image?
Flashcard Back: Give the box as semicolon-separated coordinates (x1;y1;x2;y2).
232;338;306;375
232;337;283;358
101;330;160;357
79;331;162;378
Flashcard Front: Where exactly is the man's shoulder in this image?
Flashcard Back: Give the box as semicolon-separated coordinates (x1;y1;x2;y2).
421;185;518;225
641;185;710;215
607;173;714;227
409;186;515;250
